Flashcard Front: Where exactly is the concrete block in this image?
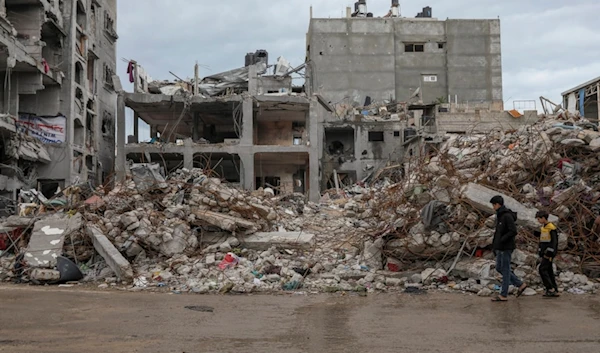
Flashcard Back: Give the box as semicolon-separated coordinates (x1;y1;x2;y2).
87;226;134;281
30;268;60;281
241;232;315;251
193;210;257;232
461;183;558;229
25;214;82;268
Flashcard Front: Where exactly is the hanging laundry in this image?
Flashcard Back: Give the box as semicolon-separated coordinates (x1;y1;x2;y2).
127;61;135;83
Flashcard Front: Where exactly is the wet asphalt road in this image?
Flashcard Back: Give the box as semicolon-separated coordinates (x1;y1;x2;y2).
0;286;599;353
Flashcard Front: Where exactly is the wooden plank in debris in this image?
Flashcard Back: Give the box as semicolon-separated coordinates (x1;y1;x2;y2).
192;210;256;232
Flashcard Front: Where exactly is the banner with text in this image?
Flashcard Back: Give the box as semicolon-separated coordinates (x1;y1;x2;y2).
17;114;66;143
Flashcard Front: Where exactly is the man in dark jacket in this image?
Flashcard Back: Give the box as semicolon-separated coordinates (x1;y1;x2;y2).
490;195;527;302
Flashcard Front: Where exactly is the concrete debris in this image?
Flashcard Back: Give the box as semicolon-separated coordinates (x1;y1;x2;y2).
462;183;559;229
25;214;82;268
87;226;134;281
242;232;315;251
1;113;600;296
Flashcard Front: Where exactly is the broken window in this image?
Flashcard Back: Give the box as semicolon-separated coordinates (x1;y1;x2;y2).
38;180;64;199
87;56;96;94
86;111;95;149
103;64;114;89
368;131;384;142
75;61;84;85
74;118;84;146
86;155;93;172
76;30;87;57
90;5;97;35
75;88;84;115
405;43;424;52
104;11;118;41
76;0;86;29
325;128;354;157
73;151;83;174
394;131;400;137
102;112;113;137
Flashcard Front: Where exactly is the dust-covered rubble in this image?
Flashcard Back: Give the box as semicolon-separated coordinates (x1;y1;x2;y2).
1;112;600;296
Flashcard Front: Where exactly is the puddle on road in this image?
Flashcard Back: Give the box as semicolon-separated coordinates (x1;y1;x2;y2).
184;305;214;312
292;298;365;353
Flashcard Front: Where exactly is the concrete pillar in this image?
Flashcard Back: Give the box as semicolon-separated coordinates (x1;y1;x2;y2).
115;93;126;182
239;152;254;191
192;112;201;142
0;0;6;18
183;139;194;170
240;98;253;146
248;65;258;95
596;84;600;122
579;88;585;117
133;114;139;143
308;98;322;202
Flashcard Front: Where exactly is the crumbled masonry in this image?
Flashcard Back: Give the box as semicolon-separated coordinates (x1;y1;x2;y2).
1;111;599;296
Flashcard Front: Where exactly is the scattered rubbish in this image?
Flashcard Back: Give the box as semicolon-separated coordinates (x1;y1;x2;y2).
134;276;149;288
218;253;240;270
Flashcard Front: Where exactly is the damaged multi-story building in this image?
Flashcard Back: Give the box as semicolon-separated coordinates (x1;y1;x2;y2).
115;2;538;202
307;2;536;189
0;0;118;215
117;52;327;202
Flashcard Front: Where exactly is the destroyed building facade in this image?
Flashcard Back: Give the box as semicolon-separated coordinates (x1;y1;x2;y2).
562;76;600;122
117;54;326;202
306;4;534;188
0;0;118;214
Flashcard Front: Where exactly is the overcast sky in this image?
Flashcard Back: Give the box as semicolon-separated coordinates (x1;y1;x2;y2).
117;0;600;138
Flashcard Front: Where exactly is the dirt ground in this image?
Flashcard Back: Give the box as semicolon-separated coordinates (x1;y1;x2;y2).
0;285;599;353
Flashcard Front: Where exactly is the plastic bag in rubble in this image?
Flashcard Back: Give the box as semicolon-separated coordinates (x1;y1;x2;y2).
134;276;148;288
218;253;240;270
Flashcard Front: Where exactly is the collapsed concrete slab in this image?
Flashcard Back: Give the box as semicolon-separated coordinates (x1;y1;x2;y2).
461;183;558;229
25;214;82;268
2;215;36;228
192;210;257;232
241;232;315;251
87;226;134;281
451;259;495;280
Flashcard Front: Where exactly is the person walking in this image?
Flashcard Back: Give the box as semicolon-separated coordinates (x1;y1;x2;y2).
535;210;560;298
490;195;527;302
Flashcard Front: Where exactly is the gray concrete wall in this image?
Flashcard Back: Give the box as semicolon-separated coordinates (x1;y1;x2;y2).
307;19;396;107
446;20;502;105
436;110;538;134
94;0;118;183
307;17;502;107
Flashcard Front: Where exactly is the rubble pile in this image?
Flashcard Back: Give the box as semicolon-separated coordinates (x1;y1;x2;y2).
1;112;599;296
0;167;385;293
360;112;600;295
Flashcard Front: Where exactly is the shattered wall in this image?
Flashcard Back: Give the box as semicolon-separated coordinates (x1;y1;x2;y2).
321;121;405;187
436;110;538;134
255;121;294;146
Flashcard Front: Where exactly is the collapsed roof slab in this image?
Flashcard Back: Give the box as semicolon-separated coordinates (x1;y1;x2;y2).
125;93;244;128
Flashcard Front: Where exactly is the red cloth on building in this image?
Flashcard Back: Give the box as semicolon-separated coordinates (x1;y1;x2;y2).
127;61;135;83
